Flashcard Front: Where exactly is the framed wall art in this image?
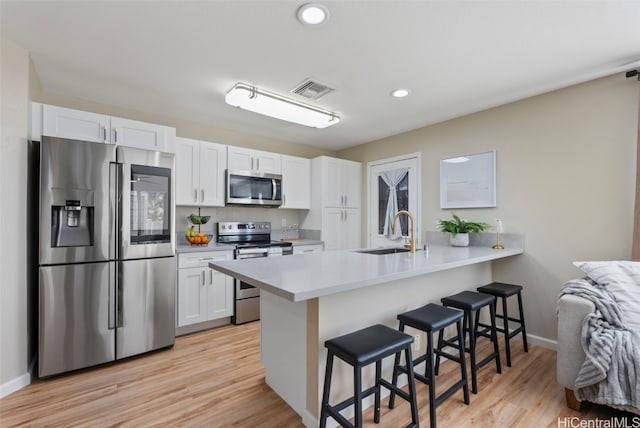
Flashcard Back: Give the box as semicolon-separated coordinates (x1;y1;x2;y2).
440;150;496;209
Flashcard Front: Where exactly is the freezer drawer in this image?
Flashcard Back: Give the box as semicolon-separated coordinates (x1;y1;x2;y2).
117;257;176;359
39;262;115;378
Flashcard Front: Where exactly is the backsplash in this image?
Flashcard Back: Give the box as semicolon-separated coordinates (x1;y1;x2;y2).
176;205;305;237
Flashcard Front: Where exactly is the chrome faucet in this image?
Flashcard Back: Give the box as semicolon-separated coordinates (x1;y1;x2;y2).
391;210;417;253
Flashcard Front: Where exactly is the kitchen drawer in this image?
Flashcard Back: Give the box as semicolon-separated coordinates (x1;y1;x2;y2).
293;244;324;255
178;251;233;269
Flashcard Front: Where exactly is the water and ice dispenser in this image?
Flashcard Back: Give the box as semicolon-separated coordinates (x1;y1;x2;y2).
51;192;94;248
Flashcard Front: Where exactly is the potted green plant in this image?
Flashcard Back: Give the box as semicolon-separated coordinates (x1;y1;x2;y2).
437;213;490;247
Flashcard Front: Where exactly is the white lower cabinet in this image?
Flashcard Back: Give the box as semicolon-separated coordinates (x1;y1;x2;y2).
322;208;361;251
177;251;234;327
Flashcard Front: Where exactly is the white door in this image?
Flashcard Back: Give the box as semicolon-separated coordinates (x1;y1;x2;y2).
42;104;111;143
281;155;310;209
199;142;227;206
175;138;200;205
177;267;208;326
368;154;421;248
111;116;167;151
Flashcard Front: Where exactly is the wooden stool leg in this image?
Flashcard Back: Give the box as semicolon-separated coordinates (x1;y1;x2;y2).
320;353;334;428
354;365;363;428
405;346;419;427
501;296;512;367
389;322;405;409
467;310;478;394
457;318;470;404
374;360;381;423
518;292;529;352
426;331;437;428
489;302;502;374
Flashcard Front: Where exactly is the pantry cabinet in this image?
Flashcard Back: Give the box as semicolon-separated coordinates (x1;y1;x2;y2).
280;155;311;209
301;156;362;251
177;251;234;327
227;146;281;174
34;103;175;152
175;137;227;206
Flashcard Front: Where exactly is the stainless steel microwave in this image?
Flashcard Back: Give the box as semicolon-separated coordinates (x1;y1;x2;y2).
226;170;282;207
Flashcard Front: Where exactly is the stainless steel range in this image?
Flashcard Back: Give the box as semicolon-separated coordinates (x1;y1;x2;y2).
217;221;292;324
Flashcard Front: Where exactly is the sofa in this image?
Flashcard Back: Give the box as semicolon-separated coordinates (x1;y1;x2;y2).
557;261;640;415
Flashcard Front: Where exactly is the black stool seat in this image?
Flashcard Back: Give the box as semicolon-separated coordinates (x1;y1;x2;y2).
391;304;469;428
437;291;501;394
398;303;463;331
477;282;522;297
320;324;419;428
326;324;413;366
476;282;528;367
441;290;495;310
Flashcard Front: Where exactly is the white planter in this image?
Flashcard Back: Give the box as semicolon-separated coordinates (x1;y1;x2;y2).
449;233;469;247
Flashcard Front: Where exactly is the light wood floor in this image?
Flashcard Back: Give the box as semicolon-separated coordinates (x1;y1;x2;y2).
0;322;633;427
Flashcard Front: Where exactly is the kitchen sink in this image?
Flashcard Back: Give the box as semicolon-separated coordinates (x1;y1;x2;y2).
355;247;411;255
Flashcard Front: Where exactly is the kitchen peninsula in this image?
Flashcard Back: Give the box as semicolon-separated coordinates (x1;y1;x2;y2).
210;239;524;427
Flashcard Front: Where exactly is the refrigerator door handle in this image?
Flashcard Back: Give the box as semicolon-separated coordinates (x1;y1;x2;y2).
108;262;116;330
117;266;124;328
109;162;120;260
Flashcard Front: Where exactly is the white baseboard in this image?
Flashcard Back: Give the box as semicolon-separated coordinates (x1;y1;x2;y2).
524;333;557;350
0;372;31;399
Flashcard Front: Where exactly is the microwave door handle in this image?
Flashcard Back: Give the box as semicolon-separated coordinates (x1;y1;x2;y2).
272;179;276;200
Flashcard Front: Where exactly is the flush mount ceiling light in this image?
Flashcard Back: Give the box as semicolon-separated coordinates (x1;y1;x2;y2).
297;3;329;25
391;88;410;98
225;83;340;129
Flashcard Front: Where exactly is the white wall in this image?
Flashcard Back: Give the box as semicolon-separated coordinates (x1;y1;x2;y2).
339;74;639;343
0;38;31;396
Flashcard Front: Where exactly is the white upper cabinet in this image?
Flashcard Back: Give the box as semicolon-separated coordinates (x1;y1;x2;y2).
110;116;168;151
320;156;362;208
42;104;111;143
36;103;175;153
281;155;310;209
175;137;226;206
227;146;281;174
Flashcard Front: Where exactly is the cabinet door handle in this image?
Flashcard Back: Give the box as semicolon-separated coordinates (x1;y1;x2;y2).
251;157;255;170
102;126;107;143
201;189;205;202
194;189;198;202
257;158;260;170
201;270;205;286
209;269;213;284
344;195;348;206
114;128;118;143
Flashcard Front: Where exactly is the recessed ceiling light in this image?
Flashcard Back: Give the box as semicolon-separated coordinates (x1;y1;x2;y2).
391;89;410;98
297;3;329;25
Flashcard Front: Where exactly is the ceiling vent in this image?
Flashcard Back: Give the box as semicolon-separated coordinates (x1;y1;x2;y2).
291;79;334;100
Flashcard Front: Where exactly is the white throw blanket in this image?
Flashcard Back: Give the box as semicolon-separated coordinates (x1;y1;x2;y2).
560;278;640;409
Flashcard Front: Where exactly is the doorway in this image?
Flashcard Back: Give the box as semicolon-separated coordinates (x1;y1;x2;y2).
367;153;421;248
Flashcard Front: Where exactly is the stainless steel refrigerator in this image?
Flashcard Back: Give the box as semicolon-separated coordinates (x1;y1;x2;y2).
38;136;176;378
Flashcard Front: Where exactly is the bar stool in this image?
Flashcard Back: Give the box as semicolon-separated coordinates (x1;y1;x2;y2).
320;324;419;428
390;303;469;428
436;291;501;394
476;282;528;367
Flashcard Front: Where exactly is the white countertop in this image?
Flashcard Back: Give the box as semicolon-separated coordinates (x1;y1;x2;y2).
210;245;523;302
176;242;235;253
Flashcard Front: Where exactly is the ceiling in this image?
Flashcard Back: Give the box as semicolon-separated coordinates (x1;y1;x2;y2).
2;1;639;151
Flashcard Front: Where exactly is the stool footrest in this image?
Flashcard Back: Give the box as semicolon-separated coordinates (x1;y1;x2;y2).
435;379;468;406
477;321;524;339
